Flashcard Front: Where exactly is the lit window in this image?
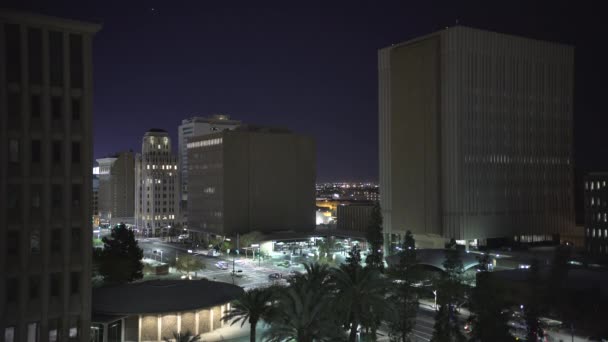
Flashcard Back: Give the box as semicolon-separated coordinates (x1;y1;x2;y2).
592;183;595;190
586;182;589;190
157;144;161;149
592;198;595;206
146;164;150;170
598;182;601;189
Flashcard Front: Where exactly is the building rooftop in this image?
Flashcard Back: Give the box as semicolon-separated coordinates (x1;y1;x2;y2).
0;9;102;33
181;114;241;125
92;279;244;315
386;248;480;272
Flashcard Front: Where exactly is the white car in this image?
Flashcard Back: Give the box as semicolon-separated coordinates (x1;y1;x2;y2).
215;262;229;270
207;250;221;257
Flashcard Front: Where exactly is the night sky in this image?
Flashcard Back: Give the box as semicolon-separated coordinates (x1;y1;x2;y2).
5;1;607;185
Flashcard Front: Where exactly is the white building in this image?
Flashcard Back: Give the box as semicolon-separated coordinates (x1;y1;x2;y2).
379;26;575;248
178;115;240;226
135;129;180;236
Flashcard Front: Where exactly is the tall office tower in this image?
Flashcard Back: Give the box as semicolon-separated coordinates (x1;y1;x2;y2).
0;10;100;342
178;115;241;227
379;26;574;249
95;151;135;225
584;174;608;256
135;129;180;236
187;126;316;237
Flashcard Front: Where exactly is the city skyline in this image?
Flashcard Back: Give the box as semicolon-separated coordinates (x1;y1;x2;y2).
4;0;605;182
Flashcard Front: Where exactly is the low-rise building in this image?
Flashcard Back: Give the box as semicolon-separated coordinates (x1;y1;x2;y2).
584;173;608;255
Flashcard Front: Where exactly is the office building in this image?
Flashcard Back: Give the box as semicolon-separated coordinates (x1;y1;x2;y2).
187;126;315;237
135;129;179;236
337;202;375;233
178;115;241;226
95;151;134;225
92;166;99;227
379;26;574;248
1;10;100;341
584;173;608;255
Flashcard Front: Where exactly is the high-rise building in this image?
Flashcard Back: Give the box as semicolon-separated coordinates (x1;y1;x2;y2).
95;151;134;225
178;115;241;226
584;173;608;256
0;10;100;341
135;129;180;236
187;126;316;237
379;26;575;248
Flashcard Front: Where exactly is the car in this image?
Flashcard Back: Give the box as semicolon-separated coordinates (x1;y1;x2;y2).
215;262;229;270
276;261;291;268
207;250;221;257
268;273;282;280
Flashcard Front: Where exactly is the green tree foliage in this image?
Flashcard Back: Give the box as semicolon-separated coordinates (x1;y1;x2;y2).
467;272;514;342
345;244;362;270
162;331;201;342
223;288;276;342
431;248;466;342
365;203;384;271
239;231;264;256
175;254;205;278
387;230;419;342
318;237;337;262
98;224;143;284
332;264;389;341
265;263;346;342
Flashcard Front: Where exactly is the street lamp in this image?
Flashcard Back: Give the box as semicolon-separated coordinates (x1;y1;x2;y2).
433;290;438;310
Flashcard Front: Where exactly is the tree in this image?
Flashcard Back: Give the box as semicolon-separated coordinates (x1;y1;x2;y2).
98;224;143;284
332;264;389;342
175;254;205;278
365;203;384;271
467;272;514;342
431;249;465;342
318;237;337;262
223;288;276;342
239;231;264;257
475;252;492;272
345;244;362;270
387;230;419;342
163;331;201;342
265;263;346;342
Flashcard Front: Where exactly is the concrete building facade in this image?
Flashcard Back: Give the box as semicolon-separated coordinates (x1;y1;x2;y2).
187;126;316;237
177;115;241;226
135;129;180;236
379;26;575;247
584;173;608;256
95;152;134;225
336;203;375;234
0;10;100;341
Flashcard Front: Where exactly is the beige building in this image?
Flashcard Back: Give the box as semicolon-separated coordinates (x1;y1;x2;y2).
135;130;180;236
187;126;316;237
379;26;575;248
96;152;135;224
0;10;100;342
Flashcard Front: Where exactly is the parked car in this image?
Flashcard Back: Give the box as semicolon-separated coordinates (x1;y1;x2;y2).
207;250;221;257
276;260;291;268
268;273;282;280
215;262;229;270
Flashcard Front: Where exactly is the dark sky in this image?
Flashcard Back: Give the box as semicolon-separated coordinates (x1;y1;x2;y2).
5;0;607;183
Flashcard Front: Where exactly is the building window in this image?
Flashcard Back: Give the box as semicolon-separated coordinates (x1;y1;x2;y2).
9;139;19;163
71;228;81;252
71;142;81;163
28;28;43;84
5;24;21;83
72;185;81;207
31;139;41;163
30;230;40;254
29;276;40;299
52;141;62;163
70;272;80;295
27;322;38;342
70;34;84;88
71;98;81;120
51;97;62;120
31;185;42;208
31;95;41;118
52;185;62;208
5;278;18;303
7;231;19;256
51;229;62;253
49;31;64;86
4;327;15;342
50;273;60;297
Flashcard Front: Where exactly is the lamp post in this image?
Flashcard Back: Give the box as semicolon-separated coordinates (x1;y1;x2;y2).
433;290;437;310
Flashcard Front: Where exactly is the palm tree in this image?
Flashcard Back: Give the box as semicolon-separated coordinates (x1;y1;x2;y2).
222;288;275;342
162;331;201;342
331;264;390;342
265;262;346;342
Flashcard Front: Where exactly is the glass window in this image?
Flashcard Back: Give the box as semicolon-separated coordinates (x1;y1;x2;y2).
71;98;81;120
4;326;15;342
30;230;40;254
50;273;60;297
52;141;62;163
71;228;81;252
72;185;81;207
27;322;38;342
8;92;21;127
31;185;42;208
31;139;41;163
70;272;80;295
7;231;19;255
51;97;62;120
49;31;63;86
30;95;41;118
52;185;62;208
29;276;40;299
5;278;18;303
9;139;19;163
69;34;83;88
51;229;62;253
72;142;80;163
5;24;21;82
28;28;43;84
